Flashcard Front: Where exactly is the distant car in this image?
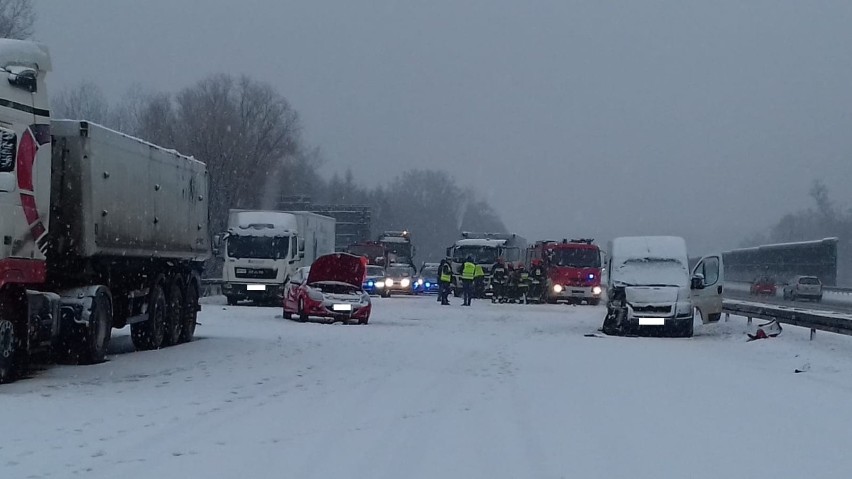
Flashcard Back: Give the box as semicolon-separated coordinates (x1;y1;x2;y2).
283;253;371;324
363;265;387;296
382;263;417;297
782;275;823;302
413;264;441;294
750;276;777;296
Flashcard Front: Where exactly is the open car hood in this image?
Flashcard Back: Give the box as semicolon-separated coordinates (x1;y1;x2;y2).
307;253;367;287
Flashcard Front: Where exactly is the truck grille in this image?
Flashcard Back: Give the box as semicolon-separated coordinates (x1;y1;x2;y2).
235;268;277;280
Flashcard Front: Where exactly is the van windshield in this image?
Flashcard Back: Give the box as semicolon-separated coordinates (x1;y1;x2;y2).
227;235;289;260
612;258;688;288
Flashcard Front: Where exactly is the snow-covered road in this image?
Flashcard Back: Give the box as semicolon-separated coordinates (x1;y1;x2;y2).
4;296;852;478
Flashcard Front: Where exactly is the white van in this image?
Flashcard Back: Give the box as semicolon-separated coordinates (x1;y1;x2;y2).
603;236;723;337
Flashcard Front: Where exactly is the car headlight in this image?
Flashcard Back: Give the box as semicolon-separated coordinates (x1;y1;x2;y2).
553;284;563;293
425;282;431;288
401;278;411;288
385;279;394;287
416;279;424;286
367;281;374;287
592;286;602;295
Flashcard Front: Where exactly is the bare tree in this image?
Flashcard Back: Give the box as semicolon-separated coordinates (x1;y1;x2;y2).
0;0;34;40
51;80;111;124
169;74;302;234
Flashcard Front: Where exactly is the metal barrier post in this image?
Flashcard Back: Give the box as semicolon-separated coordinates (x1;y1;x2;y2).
810;328;816;341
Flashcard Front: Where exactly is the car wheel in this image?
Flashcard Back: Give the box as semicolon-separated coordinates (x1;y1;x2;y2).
298;299;308;322
283;308;292;320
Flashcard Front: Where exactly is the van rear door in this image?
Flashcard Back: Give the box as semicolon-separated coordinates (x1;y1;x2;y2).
691;255;724;323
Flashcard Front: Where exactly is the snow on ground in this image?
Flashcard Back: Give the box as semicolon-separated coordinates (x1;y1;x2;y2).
3;295;852;478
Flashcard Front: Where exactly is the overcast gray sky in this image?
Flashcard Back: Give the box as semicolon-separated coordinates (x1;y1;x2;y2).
35;0;852;254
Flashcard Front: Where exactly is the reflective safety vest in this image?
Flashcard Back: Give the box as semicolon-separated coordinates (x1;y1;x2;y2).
440;264;452;283
462;262;476;280
474;265;485;279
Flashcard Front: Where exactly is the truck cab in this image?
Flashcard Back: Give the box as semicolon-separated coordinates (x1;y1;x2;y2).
447;237;523;296
219;223;301;305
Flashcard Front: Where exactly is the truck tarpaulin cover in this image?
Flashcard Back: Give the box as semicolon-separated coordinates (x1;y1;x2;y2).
307;253;367;287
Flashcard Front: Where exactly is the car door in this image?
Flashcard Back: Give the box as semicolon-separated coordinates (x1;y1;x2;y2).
284;269;305;312
691;255;724;323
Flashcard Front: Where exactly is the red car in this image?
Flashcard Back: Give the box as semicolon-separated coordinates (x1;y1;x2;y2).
283;253;372;324
750;276;777;296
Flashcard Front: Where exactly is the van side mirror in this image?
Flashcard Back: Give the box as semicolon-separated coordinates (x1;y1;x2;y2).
691;274;705;290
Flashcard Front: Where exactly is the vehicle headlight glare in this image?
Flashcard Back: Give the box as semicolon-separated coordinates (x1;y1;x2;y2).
592;286;602;295
553;284;563;293
401;278;411;288
385;279;394;287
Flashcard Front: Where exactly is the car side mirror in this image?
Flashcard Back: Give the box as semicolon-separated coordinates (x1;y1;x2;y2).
691;274;705;290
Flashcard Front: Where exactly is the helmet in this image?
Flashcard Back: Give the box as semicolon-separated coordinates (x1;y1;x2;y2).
517;263;525;270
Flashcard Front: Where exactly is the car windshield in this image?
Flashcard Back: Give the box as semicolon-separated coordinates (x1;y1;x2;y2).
549;248;600;268
386;266;412;277
366;266;385;276
420;267;439;277
227;235;289;259
453;246;498;264
800;277;820;285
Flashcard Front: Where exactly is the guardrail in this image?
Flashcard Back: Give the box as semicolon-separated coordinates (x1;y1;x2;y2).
723;299;852;340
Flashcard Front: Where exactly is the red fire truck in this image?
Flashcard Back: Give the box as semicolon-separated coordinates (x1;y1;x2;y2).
527;239;604;305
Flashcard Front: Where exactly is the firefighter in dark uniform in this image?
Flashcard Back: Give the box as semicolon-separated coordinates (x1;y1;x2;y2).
490;258;508;303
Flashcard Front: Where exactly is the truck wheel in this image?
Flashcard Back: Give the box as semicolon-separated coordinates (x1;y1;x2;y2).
131;284;166;351
162;282;183;347
0;288;27;382
179;282;199;344
77;291;113;364
226;295;238;306
589;298;601;306
0;319;17;383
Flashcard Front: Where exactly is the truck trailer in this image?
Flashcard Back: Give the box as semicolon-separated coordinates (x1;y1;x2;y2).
0;39;210;382
218;210;335;305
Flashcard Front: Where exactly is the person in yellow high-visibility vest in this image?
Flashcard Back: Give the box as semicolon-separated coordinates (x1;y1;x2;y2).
438;258;453;305
474;264;486;299
460;256;476;306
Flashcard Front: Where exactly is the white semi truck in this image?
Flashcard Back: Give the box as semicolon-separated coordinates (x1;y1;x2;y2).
0;40;210;382
446;232;528;296
218;210;335;305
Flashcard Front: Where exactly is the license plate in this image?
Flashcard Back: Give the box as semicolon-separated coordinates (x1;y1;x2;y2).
638;317;665;326
332;303;352;312
246;284;267;291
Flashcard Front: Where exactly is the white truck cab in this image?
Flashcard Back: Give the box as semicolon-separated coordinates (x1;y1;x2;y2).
603;236;723;337
218;210;334;305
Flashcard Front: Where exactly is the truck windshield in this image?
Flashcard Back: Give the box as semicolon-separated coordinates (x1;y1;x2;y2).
453;246;497;264
348;245;385;262
227;235;289;260
549;248;601;268
387;266;413;277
